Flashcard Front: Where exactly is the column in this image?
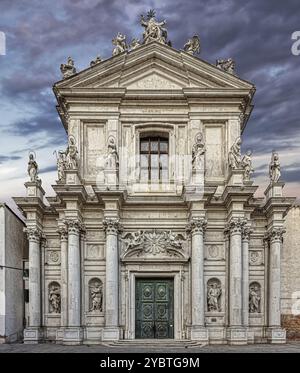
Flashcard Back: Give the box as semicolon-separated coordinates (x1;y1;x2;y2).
267;227;286;343
102;218;121;340
67;220;81;326
188;217;208;341
23;228;43;343
63;219;83;344
242;226;251;327
58;226;68;328
227;218;248;344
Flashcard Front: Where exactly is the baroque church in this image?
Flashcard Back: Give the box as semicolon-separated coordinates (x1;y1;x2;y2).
14;11;295;345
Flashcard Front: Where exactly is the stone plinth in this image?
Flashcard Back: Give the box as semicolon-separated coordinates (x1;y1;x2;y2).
25;180;45;199
65;169;81;185
264;181;285;198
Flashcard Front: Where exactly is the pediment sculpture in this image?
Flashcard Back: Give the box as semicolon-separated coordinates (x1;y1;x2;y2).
121;230;188;259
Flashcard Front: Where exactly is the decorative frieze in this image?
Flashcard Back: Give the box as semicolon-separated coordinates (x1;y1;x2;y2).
122;230;186;258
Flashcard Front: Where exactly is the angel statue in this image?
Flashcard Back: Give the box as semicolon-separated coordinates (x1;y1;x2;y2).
228;137;242;169
66;136;78;170
27;151;39;182
184;35;200;55
269;151;281;183
140;9;168;45
112;32;127;56
60;56;76;79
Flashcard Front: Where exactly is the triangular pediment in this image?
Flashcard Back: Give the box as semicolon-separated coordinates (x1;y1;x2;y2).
54;41;254;92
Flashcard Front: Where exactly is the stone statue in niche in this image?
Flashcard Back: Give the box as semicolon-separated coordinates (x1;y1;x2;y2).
105;137;119;170
228;137;242;169
140;9;168;45
241;150;254;181
207;280;222;312
269;151;281;183
192;132;205;170
216;58;235;74
112;32;127;56
89;279;103;312
49;283;61;313
249;283;261;313
66;136;78;170
184;35;200;55
27;151;39;182
60;56;76;79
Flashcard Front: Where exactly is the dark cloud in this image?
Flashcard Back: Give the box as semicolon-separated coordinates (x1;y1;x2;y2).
0;0;299;192
0;155;22;163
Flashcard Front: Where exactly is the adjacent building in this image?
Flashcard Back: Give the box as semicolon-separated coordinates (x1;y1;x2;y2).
0;203;27;343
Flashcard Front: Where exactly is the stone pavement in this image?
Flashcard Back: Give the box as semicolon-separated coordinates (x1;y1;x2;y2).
1;342;300;353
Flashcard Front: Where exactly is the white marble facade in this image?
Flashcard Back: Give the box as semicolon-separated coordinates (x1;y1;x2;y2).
14;25;295;345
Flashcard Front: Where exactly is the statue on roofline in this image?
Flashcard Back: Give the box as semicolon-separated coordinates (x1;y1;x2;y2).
140;9;168;45
60;56;76;79
184;35;200;55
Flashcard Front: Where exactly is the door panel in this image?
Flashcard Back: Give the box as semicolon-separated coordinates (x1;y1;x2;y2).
135;278;174;339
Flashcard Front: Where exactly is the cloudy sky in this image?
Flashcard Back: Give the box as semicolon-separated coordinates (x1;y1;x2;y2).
0;0;299;212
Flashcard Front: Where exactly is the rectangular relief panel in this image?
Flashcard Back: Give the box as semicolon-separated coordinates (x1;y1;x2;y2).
84;123;106;180
204;125;224;178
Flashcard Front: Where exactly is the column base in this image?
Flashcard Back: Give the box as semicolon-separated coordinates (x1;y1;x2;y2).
227;327;248;345
63;327;83;345
23;327;44;344
189;326;209;342
102;327;121;341
266;327;286;344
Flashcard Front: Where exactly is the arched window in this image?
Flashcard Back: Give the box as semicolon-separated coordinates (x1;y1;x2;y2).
140;135;169;182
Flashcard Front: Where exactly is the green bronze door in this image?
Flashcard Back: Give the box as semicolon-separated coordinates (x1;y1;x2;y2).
135;278;174;339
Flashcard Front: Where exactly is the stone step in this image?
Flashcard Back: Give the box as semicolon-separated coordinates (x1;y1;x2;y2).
105;339;204;348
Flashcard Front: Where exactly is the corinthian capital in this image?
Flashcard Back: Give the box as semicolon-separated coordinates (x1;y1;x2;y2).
267;227;286;243
57;226;68;241
226;218;247;235
63;219;85;235
242;225;253;241
24;227;43;243
186;217;207;235
103;218;122;235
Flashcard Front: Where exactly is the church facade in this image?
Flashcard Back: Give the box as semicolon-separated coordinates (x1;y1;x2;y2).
14;12;295;345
